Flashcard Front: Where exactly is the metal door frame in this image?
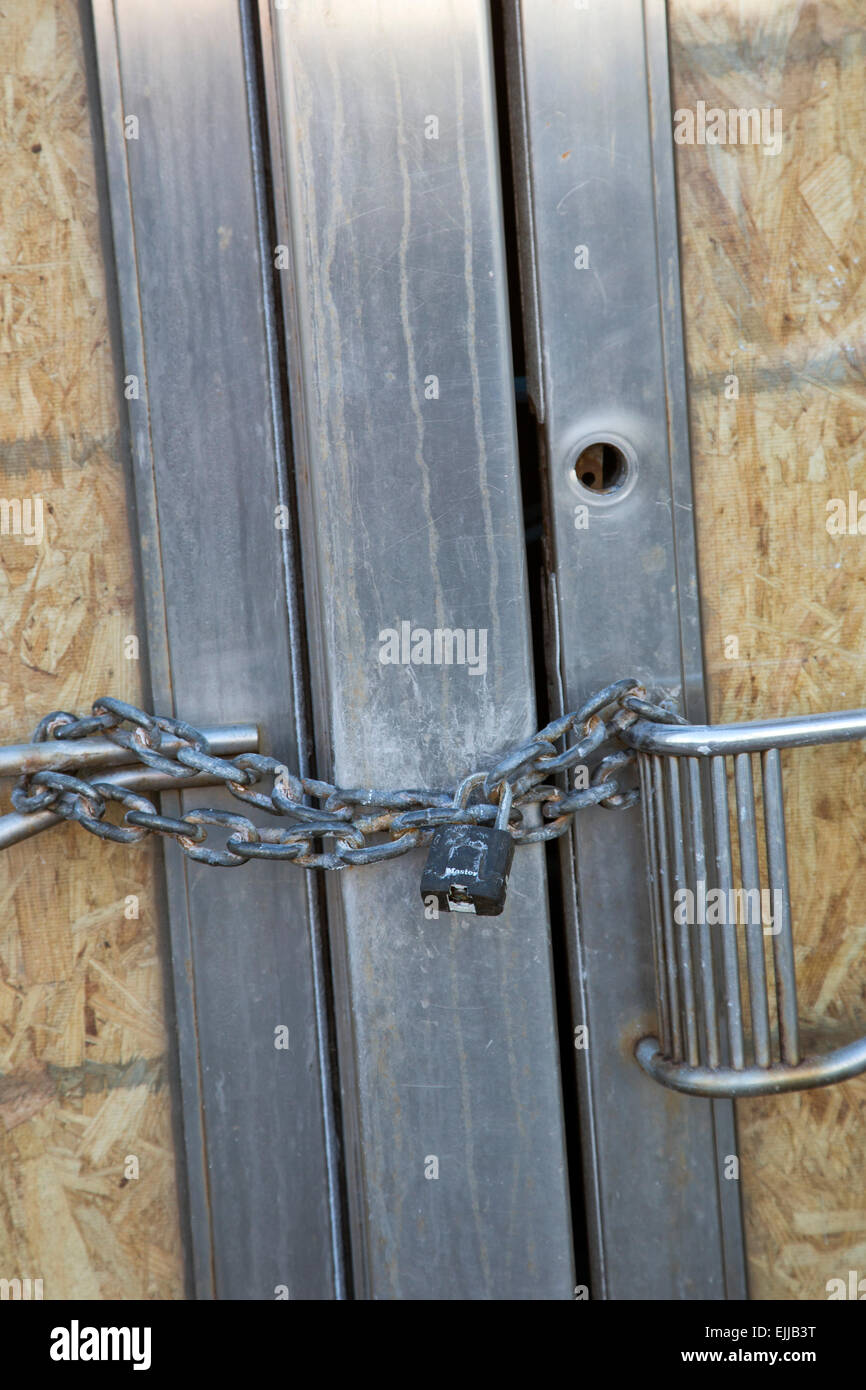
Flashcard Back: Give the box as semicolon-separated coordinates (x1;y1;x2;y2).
87;0;345;1299
84;0;748;1300
260;0;576;1300
87;0;580;1300
504;0;747;1298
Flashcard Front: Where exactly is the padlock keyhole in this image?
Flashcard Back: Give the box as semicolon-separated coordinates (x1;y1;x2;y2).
447;883;477;914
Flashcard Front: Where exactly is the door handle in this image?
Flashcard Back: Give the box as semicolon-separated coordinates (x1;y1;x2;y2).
623;708;866;1097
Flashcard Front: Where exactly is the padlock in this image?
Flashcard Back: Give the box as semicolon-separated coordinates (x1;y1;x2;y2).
420;782;515;916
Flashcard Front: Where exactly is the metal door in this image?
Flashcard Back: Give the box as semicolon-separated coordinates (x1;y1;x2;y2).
81;0;746;1298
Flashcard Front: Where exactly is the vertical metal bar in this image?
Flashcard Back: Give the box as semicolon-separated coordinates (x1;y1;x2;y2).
734;753;772;1068
761;748;800;1066
238;0;349;1297
90;0;343;1298
639;754;671;1056
687;758;720;1067
667;760;700;1067
710;755;745;1070
653;755;682;1060
504;0;746;1297
643;0;747;1298
268;0;575;1299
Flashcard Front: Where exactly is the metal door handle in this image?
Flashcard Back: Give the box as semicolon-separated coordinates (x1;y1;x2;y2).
623;708;866;1097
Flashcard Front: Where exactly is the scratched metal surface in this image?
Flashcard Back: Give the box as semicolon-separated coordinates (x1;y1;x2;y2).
268;0;575;1298
505;0;746;1298
91;0;343;1298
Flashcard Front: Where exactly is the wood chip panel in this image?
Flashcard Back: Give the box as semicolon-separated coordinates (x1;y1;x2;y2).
670;0;866;1300
0;0;184;1300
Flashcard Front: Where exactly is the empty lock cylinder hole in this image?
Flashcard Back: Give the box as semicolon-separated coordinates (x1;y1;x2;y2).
574;440;629;494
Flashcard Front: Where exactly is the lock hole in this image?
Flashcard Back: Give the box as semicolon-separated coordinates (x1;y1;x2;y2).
573;440;629;494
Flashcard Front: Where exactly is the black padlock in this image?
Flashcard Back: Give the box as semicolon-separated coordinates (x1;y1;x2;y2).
420;784;515;916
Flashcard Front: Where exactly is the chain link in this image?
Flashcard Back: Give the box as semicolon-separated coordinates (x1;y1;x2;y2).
6;684;679;868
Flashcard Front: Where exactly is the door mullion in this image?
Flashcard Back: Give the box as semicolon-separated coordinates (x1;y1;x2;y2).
504;0;747;1300
90;0;343;1299
265;0;576;1300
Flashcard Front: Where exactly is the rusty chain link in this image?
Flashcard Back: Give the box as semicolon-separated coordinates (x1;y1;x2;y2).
6;684;682;868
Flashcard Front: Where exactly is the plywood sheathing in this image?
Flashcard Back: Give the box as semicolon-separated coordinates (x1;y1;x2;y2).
0;0;183;1298
670;0;866;1300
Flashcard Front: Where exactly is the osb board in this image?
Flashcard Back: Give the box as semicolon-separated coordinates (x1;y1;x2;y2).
670;0;866;1299
0;0;184;1297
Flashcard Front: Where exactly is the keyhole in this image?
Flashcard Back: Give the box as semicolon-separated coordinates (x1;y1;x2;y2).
574;441;628;493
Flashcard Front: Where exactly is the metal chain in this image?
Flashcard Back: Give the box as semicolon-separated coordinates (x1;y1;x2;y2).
7;685;681;868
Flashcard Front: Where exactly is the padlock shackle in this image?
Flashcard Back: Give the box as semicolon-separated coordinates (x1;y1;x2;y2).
495;780;513;828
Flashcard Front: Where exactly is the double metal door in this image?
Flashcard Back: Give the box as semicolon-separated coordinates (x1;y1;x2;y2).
89;0;745;1299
